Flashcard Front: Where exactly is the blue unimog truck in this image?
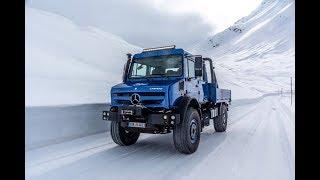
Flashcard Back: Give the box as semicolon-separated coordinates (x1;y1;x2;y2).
103;45;231;154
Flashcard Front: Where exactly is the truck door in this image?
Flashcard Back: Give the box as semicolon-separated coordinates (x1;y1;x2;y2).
185;57;200;101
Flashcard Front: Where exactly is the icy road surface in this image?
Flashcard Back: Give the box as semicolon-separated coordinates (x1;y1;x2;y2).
26;95;294;180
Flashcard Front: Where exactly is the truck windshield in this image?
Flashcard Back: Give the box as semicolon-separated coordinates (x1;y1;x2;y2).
128;55;183;78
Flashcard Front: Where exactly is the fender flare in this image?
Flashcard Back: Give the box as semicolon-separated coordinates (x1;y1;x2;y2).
173;96;202;124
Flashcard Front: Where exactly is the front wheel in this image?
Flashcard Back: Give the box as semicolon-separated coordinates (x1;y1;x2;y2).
173;107;201;154
110;121;140;146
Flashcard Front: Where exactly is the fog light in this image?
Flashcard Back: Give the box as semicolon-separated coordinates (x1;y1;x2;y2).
163;115;168;120
110;106;118;112
170;115;175;120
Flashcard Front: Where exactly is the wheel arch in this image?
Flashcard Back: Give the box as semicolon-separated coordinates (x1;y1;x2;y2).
173;96;202;124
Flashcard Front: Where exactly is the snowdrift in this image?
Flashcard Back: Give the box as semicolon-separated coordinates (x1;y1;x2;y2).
190;0;295;100
26;7;141;107
25;7;140;149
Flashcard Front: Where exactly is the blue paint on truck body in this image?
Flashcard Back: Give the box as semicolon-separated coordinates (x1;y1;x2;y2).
110;47;231;109
111;79;183;109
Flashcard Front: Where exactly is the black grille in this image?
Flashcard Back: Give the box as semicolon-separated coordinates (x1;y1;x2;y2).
116;100;131;105
115;99;163;105
142;100;163;104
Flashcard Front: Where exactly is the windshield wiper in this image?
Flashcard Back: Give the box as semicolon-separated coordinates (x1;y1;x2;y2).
151;74;170;79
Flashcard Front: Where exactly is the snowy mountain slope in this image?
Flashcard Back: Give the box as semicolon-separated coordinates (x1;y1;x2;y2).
190;0;295;100
26;7;141;106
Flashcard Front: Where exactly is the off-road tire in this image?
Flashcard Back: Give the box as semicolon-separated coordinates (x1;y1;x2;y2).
110;121;140;146
214;104;228;132
173;107;201;154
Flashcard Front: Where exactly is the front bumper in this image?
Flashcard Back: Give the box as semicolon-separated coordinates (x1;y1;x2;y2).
102;105;180;126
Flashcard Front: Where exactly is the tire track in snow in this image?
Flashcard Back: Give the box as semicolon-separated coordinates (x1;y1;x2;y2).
27;142;113;168
26;134;153;178
186;96;292;180
279;99;295;123
274;98;295;180
224;98;273;179
182;98;272;180
227;104;260;128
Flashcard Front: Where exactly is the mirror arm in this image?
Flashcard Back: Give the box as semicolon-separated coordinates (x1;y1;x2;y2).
123;53;132;82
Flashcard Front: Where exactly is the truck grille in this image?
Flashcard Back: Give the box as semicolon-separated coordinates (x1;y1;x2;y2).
113;92;165;105
115;92;165;96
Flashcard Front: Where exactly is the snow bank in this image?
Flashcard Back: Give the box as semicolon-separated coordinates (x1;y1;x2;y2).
25;7;140;149
26;7;141;106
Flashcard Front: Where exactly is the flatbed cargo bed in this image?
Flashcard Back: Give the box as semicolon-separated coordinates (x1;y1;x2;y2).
203;83;231;103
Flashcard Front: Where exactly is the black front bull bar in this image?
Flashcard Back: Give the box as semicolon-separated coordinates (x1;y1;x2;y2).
102;106;180;125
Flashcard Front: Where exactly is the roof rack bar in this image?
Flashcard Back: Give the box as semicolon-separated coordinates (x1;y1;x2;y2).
142;45;176;52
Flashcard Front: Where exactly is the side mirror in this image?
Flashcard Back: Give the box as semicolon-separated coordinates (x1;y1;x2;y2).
122;63;127;82
194;56;203;77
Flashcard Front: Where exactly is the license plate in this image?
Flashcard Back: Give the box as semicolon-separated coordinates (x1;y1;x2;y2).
128;122;146;128
121;109;133;115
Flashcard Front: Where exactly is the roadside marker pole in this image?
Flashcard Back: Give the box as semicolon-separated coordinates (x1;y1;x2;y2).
291;77;292;106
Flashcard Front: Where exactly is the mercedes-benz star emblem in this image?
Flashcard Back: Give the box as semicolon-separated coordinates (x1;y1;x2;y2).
131;93;140;104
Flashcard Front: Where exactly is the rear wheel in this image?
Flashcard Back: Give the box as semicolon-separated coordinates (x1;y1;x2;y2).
173;107;201;154
214;104;228;132
110;121;140;146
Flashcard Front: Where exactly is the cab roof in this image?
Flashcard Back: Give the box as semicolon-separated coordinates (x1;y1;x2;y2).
133;47;192;59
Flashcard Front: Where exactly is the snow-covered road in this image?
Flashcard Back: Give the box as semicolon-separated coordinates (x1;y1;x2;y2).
26;95;294;180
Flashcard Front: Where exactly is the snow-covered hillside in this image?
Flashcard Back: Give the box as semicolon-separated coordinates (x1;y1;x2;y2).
190;0;295;100
26;7;141;106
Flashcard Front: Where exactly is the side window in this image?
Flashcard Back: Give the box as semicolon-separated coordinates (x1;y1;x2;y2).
202;63;208;82
188;60;195;78
212;70;217;84
204;61;212;82
131;63;147;77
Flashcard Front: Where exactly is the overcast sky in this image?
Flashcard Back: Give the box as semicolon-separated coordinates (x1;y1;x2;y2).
27;0;261;47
